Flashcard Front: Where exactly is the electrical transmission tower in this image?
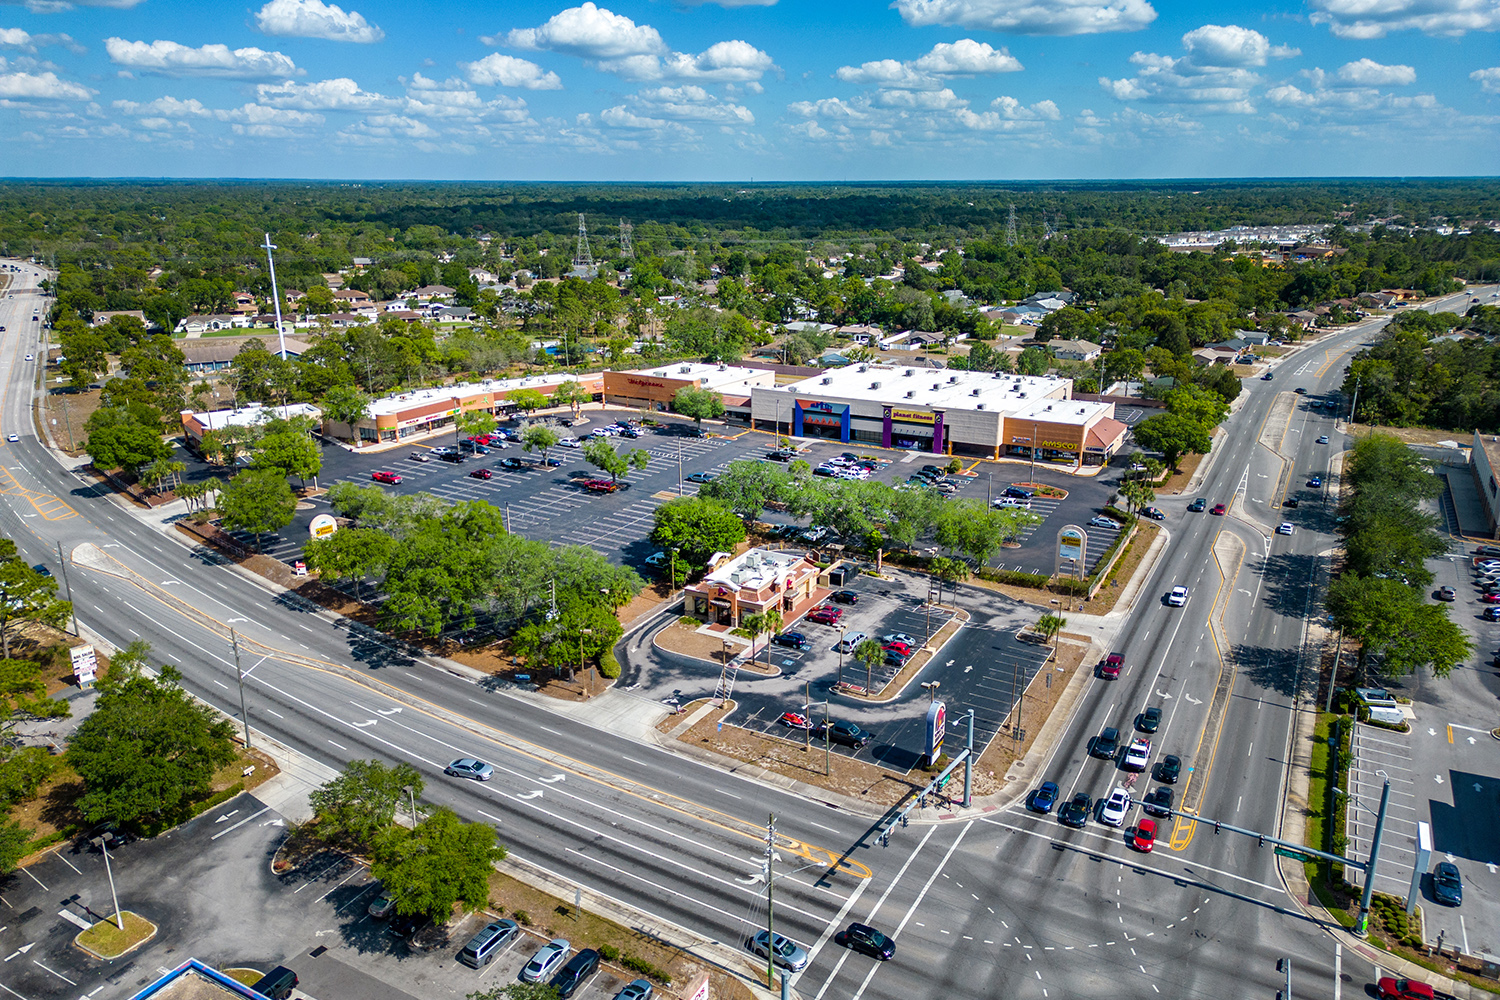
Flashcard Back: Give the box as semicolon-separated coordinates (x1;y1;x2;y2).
618;219;634;258
1005;204;1017;247
574;213;594;268
1041;211;1057;240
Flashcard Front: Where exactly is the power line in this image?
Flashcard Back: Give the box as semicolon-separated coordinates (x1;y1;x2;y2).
574;213;594;268
1005;204;1017;247
618;218;634;259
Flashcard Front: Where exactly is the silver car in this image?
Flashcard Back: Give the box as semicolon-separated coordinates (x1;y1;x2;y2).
444;758;494;781
749;930;809;972
521;939;571;982
612;980;654;1000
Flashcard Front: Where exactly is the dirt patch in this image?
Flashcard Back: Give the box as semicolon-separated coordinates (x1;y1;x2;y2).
1157;451;1207;495
666;700;928;807
1346;423;1471;448
618;584;671;629
37;387;101;456
1087;523;1159;615
485;868;751;997
653;618;751;666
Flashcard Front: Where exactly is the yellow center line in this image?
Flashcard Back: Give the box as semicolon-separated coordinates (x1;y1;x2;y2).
1448;725;1454;744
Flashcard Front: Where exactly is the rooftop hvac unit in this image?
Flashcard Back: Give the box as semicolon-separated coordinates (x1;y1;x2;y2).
905;391;916;398
949;375;959;383
679;365;692;374
904;369;915;376
858;364;869;372
870;381;882;389
932;383;941;390
977;403;986;410
1018;392;1026;398
821;377;832;384
971;388;981;396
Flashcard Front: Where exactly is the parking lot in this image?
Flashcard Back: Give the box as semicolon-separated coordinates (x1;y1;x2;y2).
196;409;1128;581
0;793;662;1000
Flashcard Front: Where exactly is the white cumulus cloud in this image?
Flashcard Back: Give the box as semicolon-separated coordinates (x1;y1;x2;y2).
1338;58;1416;85
462;53;562;90
112;95;211;117
255;0;384;43
892;0;1157;35
502;3;665;58
105;38;300;78
1180;24;1298;67
256;76;391;110
0;68;91;99
1308;0;1500;38
1473;66;1500;93
837;38;1021;90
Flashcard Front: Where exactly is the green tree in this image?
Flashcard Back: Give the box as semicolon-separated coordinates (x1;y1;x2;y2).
549;379;593;417
252;431;322;486
506;388;548;415
219;470;298;551
1035;613;1067;662
650;496;746;568
699;460;789;521
1131;412;1213;471
371;807;506;923
511;601;624;680
0;543;71;659
0;819;30;876
521;424;560;466
582;438;649;483
468;980;562;1000
303;528;396;600
83;406;173;477
1017;346;1049;376
672;385;726;431
853;637;885;694
68;666;237;825
320;385;371;447
1328;574;1471;680
454;409;496;449
309;759;424;847
1118;480;1155;514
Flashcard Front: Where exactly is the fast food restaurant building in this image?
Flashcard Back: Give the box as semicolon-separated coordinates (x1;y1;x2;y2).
748;364;1129;465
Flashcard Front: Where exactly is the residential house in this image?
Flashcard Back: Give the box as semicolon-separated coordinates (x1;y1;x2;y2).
91;309;150;329
410;284;455;302
333;289;371;306
1049;340;1103;362
179;335;312;374
176;314;248;336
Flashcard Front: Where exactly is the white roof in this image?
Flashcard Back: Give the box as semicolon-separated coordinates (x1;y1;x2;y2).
185;402;321;431
626;362;764;391
771;365;1070;413
366;373;585;418
1008;396;1113;426
703;547;810;592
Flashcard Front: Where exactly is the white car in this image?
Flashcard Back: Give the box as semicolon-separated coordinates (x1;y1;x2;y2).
558;436;582;448
1167;586;1188;607
1100;787;1131;827
23;354;31;361
880;632;917;647
993;497;1030;509
1123;738;1151;772
1277;522;1294;535
1088;516;1117;529
837;631;867;654
4;434;15;443
521;939;571;983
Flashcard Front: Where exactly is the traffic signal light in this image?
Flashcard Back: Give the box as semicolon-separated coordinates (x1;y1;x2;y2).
1259;834;1266;847
1277;959;1286;973
1214;821;1221;834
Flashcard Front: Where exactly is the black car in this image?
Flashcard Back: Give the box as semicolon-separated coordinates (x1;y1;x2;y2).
620;427;641;438
1282;497;1299;509
1186;498;1206;512
1142;786;1174;817
439;452;467;464
1002;486;1035;499
766;450;794;462
500;457;527;470
1155;754;1182;784
552;949;600;999
1059;792;1091;828
389;913;429;939
772;632;810;650
830;590;859;605
819;719;872;748
836;922;895;960
814;466;838;477
1433;862;1464;906
1137;706;1162;734
1090;726;1120;759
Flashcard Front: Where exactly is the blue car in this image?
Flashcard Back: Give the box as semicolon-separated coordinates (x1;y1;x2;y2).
1029;781;1059;814
773;632;810;650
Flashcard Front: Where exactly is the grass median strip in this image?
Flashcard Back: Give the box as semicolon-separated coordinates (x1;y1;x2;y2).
75;911;156;959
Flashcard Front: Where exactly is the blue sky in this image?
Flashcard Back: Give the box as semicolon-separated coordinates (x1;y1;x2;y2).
0;0;1497;180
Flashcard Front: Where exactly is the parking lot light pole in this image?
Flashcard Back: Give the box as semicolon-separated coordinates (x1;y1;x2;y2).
101;840;123;929
1356;777;1392;936
824;696;830;775
804;681;812;753
836;624;847;689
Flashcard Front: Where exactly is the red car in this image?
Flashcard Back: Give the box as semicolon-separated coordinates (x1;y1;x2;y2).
1100;652;1123;680
1131;818;1157;852
779;712;812;730
469;468;492;480
1210;503;1226;515
583;479;625;493
1482;592;1500;603
1377;978;1435;1000
883;640;914;657
807;606;843;625
371;471;402;484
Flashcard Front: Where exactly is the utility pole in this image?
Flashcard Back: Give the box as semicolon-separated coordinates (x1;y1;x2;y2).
678;438;683;494
1357;778;1392;936
1276;957;1292;1000
101;840;123;929
824;696;830;775
261;233;288;360
764;814;776;986
55;540;76;636
1348;376;1361;425
804;681;811;753
1005;204;1017;247
230;628;252;748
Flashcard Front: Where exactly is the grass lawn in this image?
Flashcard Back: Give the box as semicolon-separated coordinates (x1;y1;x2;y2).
75;911;156;958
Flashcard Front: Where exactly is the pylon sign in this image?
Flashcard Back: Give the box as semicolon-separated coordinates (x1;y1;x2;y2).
925;699;947;763
1056;525;1086;576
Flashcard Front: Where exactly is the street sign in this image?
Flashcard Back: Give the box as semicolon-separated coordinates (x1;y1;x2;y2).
1273;846;1314;862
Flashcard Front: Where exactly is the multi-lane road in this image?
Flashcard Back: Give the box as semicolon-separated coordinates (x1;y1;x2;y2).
0;258;1488;999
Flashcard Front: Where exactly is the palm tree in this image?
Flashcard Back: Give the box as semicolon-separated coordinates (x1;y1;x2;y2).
1035;614;1067;663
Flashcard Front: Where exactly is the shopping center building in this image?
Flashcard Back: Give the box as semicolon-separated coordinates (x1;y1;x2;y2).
748;364;1129;465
